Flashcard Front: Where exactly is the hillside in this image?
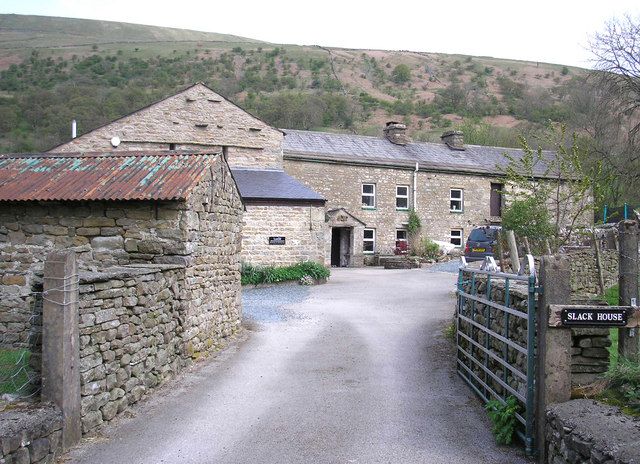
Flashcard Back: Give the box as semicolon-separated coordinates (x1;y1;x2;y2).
0;14;588;154
0;14;262;50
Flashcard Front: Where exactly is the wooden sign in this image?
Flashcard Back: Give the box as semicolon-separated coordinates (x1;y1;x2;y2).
268;236;286;245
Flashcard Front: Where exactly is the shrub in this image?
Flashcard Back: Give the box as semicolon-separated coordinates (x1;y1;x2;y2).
418;238;440;260
391;64;411;84
241;261;330;285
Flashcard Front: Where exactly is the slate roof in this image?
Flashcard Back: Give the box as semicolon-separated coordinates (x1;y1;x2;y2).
282;129;555;177
0;151;218;202
231;168;325;203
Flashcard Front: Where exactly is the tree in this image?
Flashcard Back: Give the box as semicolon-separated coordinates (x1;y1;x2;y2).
501;125;601;249
391;64;411;84
586;15;640;204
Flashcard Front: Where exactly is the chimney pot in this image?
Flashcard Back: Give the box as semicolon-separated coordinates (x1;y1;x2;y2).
384;121;410;146
441;130;464;150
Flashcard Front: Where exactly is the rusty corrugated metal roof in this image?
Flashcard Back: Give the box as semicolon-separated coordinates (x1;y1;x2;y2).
0;151;219;202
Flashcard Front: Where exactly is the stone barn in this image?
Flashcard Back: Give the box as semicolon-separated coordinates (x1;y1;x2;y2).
49;83;326;268
0;150;243;358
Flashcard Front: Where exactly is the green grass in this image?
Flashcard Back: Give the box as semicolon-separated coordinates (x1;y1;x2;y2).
0;349;31;395
605;285;620;366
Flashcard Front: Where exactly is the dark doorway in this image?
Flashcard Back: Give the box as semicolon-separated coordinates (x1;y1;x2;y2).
331;227;352;267
490;183;503;217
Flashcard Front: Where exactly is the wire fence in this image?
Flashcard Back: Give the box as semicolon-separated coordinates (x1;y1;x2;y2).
0;282;43;400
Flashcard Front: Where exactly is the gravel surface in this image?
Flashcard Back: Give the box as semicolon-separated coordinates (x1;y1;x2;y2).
242;283;309;322
65;268;528;464
423;259;463;274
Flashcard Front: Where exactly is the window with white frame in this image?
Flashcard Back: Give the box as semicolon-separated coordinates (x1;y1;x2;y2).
396;185;409;209
450;188;464;212
396;229;408;244
450;229;463;247
363;228;376;253
362;183;376;208
395;229;408;253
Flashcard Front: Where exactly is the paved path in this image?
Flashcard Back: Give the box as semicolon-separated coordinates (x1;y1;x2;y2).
65;267;528;464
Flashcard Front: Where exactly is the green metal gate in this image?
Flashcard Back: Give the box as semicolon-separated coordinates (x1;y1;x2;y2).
456;256;538;456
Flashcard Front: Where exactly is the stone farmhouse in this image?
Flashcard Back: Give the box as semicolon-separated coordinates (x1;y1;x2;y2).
282;124;558;266
47;83;572;268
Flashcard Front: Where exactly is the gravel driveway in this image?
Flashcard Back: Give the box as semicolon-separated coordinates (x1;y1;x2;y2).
65;267;528;464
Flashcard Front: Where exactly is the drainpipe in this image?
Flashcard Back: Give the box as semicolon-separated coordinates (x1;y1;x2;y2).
413;162;419;209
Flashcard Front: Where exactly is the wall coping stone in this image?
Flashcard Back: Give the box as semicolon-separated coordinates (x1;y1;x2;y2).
547;399;640;462
79;264;185;284
0;403;62;439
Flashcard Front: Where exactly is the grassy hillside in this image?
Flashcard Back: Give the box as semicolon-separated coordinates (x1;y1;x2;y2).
0;14;587;153
0;14;262;49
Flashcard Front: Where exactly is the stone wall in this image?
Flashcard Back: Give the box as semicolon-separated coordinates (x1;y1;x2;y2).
76;264;240;434
0;155;243;355
570;328;611;387
568;247;619;297
546;399;640;464
284;159;504;262
241;204;326;266
0;404;62;464
50;83;284;170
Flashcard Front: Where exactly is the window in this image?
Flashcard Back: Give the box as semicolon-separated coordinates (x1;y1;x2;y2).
169;143;176;151
396;229;408;244
396;185;409;209
395;229;408;254
362;183;376;208
450;188;464;212
450;229;463;247
490;183;503;217
363;228;376;253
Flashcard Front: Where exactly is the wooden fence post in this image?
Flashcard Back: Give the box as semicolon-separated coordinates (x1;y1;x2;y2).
507;230;520;273
618;220;640;360
42;251;81;449
536;255;572;463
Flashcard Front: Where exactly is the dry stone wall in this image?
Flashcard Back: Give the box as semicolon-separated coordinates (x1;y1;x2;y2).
0;199;186;351
241;205;325;266
546;399;640;464
77;264;227;435
50;84;284;170
568;248;619;297
0;404;62;464
570;328;611;387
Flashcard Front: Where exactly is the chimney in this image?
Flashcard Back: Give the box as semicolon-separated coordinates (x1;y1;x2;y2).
71;119;77;139
441;130;465;150
383;121;410;146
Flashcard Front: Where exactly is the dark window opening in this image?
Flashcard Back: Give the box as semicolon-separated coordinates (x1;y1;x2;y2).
169;143;176;151
491;183;503;217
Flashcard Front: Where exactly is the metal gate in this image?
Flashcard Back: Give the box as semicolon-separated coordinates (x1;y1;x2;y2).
456;256;538;456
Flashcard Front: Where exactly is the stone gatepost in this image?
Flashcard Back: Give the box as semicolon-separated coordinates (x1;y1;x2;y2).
535;255;572;462
41;251;81;449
